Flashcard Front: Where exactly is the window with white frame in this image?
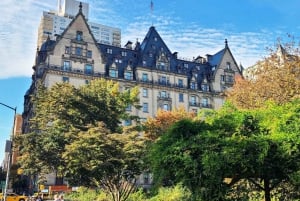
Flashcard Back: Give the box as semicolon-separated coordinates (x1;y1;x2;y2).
178;79;183;87
201;84;209;92
107;48;112;54
191;96;196;105
179;93;184;102
142;73;148;82
124;71;133;80
121;51;127;57
63;61;71;71
160;91;167;97
109;69;118;78
190;82;197;89
163;104;169;111
76;31;83;41
142;88;148;97
202;97;209;107
85;64;93;74
87;50;92;58
143;103;149;112
75;47;82;56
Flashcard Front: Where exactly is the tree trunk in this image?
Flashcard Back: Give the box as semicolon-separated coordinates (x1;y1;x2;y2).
264;178;271;201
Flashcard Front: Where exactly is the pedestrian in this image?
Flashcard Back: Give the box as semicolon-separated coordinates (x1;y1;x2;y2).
59;194;64;201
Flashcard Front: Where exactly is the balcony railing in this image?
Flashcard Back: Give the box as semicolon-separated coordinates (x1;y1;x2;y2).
189;102;201;107
157;96;172;102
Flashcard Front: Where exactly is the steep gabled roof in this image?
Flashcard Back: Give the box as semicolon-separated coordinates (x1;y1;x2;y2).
55;2;99;47
208;39;242;74
140;26;173;55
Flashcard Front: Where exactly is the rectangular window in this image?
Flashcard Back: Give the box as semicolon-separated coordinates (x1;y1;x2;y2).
227;75;233;83
190;82;196;89
75;47;82;56
143;103;148;113
109;69;118;78
163;104;169;111
221;75;225;82
178;79;183;87
142;88;148;97
142;73;148;82
62;76;69;83
124;71;132;80
107;48;112;54
201;84;209;92
160;76;166;84
226;62;231;69
85;64;93;75
63;61;71;71
76;31;83;41
179;93;184;102
65;46;70;54
87;50;92;58
124;119;132;126
191;96;196;105
202;98;209;107
121;51;127;57
161;91;167;98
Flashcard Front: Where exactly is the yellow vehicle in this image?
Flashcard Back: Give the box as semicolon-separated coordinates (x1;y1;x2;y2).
0;192;28;201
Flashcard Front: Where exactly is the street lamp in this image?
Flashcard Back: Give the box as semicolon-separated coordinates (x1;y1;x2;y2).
0;102;17;201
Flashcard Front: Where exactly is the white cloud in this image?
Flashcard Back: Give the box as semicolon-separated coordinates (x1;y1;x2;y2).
0;0;279;79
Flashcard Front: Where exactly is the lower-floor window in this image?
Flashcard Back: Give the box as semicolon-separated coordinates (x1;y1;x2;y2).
143;103;148;112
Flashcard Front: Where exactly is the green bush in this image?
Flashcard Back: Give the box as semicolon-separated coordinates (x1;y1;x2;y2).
149;183;192;201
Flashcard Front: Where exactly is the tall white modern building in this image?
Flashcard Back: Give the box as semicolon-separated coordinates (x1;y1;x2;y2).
37;0;121;48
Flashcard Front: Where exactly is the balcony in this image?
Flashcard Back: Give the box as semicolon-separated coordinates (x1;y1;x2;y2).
189;102;201;107
41;64;105;77
157;96;172;102
201;103;212;108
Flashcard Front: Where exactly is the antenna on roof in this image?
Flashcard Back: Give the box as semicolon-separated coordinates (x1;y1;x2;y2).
150;0;154;26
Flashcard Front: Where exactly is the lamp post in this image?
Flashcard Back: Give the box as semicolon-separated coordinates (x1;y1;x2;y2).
0;102;17;201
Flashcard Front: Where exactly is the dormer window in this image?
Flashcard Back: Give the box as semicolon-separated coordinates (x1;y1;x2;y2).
121;51;127;57
76;31;83;41
107;48;112;54
109;64;118;78
124;71;133;80
190;82;197;90
201;84;209;92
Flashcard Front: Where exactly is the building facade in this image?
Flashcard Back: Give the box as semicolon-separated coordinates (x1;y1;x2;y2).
24;4;242;133
37;0;121;48
22;3;242;187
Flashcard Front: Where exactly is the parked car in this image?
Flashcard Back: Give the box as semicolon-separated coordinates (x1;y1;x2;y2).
0;192;28;201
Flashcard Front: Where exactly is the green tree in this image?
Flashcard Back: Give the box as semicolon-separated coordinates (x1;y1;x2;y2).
18;79;141;188
148;101;300;201
63;123;145;201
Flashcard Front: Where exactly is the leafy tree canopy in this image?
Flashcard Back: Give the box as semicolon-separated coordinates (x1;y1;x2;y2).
227;41;300;109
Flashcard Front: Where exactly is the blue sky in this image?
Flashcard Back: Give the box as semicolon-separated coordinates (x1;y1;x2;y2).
1;0;300;163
